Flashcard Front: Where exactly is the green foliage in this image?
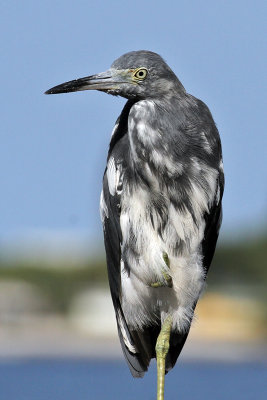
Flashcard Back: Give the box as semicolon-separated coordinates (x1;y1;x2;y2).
209;235;267;285
0;259;107;313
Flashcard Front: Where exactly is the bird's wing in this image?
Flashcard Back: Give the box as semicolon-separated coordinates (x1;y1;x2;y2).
102;164;153;377
202;194;223;272
201;157;224;273
101;105;154;377
166;169;224;371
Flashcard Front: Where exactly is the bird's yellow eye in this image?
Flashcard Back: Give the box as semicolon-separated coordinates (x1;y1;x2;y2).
134;68;148;80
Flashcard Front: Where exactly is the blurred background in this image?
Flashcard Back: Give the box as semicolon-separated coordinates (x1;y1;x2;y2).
0;1;266;399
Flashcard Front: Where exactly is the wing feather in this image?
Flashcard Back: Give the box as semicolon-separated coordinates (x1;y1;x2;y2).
102;103;155;377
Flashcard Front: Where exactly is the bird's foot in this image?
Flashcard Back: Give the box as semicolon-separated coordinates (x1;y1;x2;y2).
150;252;173;288
150;272;172;288
156;315;172;400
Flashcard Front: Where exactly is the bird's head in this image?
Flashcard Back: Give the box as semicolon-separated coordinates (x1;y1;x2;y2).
45;50;184;100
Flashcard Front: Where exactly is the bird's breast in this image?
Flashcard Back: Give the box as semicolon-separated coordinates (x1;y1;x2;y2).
119;183;206;332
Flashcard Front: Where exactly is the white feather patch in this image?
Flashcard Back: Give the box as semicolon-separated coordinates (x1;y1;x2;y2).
200;131;212;154
106;157;123;197
100;190;108;222
119;183;206;333
110;121;119;138
107;157;116;196
117;307;137;353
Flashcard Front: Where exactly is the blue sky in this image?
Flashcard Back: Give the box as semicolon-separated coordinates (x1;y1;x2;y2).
1;1;266;250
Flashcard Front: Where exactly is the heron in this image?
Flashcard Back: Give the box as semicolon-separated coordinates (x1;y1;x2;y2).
45;50;224;400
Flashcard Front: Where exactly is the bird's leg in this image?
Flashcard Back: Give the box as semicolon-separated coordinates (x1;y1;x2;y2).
156;315;172;400
151;252;173;288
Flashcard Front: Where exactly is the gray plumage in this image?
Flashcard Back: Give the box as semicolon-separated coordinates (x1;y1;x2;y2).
46;50;224;379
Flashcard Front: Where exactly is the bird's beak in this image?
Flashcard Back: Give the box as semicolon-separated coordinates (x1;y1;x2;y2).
45;69;129;95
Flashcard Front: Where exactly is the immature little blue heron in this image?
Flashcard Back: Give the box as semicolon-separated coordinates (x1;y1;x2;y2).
45;50;224;400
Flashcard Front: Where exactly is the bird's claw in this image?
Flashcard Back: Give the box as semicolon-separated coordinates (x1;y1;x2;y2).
150;252;173;288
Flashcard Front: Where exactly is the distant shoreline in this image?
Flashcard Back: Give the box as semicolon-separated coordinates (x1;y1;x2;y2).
0;319;266;363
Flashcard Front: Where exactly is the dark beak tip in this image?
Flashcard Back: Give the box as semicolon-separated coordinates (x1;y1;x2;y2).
44;84;79;95
44;71;114;96
44;87;61;95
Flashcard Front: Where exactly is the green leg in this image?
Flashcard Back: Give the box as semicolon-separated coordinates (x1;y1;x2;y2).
150;252;173;288
155;315;172;400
